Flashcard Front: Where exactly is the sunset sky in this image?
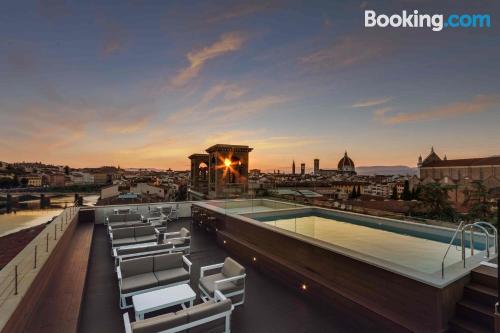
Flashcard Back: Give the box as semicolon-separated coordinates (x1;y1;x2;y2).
0;0;499;172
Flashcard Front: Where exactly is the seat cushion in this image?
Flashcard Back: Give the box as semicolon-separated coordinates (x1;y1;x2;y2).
154;268;189;286
135;226;155;237
125;213;142;222
117;243;172;256
135;235;157;243
131;311;188;333
186;300;231;333
187;299;232;321
168;239;187;246
199;273;242;296
221;258;245;286
113;227;135;238
108;215;125;223
179;228;190;238
121;273;158;294
154;253;183;271
110;221;142;229
121;256;154;277
113;237;136;246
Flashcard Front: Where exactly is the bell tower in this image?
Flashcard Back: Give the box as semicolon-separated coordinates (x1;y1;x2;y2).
205;144;253;199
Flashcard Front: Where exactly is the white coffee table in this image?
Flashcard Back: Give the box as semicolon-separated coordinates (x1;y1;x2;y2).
132;284;196;320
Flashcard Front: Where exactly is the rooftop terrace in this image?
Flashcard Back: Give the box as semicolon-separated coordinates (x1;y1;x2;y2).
78;219;365;333
0;200;498;333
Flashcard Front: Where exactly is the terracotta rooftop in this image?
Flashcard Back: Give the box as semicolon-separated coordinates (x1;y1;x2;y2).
422;156;500;168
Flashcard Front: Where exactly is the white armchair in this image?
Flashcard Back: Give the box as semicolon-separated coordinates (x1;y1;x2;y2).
198;257;246;307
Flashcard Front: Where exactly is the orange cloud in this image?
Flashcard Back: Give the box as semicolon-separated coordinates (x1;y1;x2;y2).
206;95;290;120
97;17;128;56
352;97;392;108
379;94;499;124
168;83;248;123
299;32;397;71
170;32;245;87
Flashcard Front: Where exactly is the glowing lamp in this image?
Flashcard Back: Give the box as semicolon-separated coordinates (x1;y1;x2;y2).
252;257;257;262
301;284;307;291
224;158;231;167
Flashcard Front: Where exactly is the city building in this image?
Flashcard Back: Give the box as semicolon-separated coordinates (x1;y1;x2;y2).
24;175;42;187
93;173;110;185
49;174;66;187
131;183;165;199
418;147;500;203
189;144;253;199
292;160;296;175
319;151;357;177
314;158;320;175
300;163;305;176
338;151;356;175
188;154;209;197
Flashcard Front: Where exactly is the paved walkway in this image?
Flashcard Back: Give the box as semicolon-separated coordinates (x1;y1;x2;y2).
79;219;374;333
25;221;94;333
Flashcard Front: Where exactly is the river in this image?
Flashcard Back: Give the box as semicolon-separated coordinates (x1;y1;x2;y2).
0;194;99;237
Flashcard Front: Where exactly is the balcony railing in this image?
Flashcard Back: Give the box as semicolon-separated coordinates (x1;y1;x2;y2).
0;207;79;330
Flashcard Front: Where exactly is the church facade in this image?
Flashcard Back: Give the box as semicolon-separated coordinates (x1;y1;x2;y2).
417;147;500;203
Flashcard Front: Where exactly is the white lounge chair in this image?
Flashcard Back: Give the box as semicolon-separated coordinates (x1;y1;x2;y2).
199;257;246;307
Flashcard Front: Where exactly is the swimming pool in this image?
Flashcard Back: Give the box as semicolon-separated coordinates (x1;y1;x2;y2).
200;199;302;215
195;199;495;286
195;199;496;330
247;208;494;282
258;214;468;274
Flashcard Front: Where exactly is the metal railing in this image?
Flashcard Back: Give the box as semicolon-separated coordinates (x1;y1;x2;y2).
0;207;79;310
441;220;498;278
474;221;498;254
441;221;464;278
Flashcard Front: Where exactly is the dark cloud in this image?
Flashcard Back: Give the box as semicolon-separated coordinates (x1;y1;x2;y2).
96;16;128;56
39;0;70;20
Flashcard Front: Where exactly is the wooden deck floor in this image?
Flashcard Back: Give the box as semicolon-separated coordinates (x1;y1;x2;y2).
25;221;94;333
78;219;378;333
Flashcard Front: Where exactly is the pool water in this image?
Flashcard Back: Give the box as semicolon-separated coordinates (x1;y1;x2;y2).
263;215;469;274
222;205;282;214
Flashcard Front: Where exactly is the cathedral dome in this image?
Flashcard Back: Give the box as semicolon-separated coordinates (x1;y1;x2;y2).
338;151;355;172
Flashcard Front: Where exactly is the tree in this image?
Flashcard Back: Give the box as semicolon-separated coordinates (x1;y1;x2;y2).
0;178;12;188
401;180;412;201
64;165;70;175
20;177;29;187
411;188;416;200
467;202;491;221
462;181;493;222
356;185;361;198
464;181;488;205
390;186;398;200
414;186;422;200
12;174;19;187
418;183;456;221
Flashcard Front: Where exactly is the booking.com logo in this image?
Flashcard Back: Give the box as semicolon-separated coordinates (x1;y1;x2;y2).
365;10;491;31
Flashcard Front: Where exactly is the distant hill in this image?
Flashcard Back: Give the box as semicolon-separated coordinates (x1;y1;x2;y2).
356;166;418;176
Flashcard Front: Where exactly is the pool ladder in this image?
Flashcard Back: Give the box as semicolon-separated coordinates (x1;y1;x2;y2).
441;221;498;279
